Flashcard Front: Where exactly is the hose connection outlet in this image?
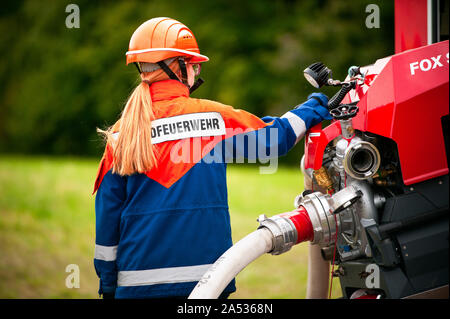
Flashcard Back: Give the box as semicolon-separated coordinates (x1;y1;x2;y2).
296;187;362;247
257;186;362;255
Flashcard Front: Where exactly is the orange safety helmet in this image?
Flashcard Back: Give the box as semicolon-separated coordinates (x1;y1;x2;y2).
126;17;209;64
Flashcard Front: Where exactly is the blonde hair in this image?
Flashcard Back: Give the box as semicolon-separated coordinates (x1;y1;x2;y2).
98;59;181;176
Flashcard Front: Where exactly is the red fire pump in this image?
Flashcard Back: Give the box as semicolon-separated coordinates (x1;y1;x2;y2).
189;0;448;299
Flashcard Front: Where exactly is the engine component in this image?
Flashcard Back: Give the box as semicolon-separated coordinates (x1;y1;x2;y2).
374;179;396;187
340;119;355;139
313;166;334;193
373;167;396;179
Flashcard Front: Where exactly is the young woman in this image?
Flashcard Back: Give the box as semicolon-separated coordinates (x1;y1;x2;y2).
93;17;331;299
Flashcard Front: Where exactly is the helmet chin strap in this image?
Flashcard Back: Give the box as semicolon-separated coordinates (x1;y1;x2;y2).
189;78;204;94
156;60;180;81
153;58;204;94
178;58;188;85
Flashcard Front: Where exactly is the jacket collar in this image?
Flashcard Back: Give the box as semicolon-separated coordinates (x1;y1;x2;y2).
149;80;190;102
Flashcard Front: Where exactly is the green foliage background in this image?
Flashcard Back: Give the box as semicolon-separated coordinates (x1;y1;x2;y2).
0;0;395;300
0;0;394;162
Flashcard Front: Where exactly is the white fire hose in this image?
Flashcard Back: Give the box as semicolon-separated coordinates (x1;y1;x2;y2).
188;182;362;299
302;157;331;299
188;228;273;299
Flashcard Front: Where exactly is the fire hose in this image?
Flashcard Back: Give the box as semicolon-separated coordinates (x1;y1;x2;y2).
187;228;273;299
188;186;362;299
302;159;330;299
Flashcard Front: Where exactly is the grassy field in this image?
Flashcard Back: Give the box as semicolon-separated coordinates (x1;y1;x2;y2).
0;156;341;299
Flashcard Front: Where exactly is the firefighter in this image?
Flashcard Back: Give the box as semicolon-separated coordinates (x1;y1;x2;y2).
93;17;331;299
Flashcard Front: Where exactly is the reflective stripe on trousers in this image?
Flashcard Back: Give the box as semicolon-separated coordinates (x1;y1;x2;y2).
117;264;213;287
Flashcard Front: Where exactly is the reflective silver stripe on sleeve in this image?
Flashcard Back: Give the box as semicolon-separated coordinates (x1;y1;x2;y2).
117;264;213;287
281;111;307;144
94;244;118;261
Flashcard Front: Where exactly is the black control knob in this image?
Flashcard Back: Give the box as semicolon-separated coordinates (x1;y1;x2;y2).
330;104;359;120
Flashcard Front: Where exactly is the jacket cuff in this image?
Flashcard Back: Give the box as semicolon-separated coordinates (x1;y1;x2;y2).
99;280;117;296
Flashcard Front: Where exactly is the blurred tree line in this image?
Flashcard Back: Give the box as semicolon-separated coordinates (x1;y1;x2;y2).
0;0;394;164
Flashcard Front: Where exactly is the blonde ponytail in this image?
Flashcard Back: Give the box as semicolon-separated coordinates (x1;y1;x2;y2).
114;81;157;175
98;59;181;176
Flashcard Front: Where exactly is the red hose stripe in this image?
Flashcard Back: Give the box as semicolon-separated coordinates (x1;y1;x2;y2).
279;206;314;243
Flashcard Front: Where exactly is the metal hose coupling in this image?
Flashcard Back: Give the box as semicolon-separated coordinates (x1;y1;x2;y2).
295;186;363;247
257;206;314;255
257;186;363;255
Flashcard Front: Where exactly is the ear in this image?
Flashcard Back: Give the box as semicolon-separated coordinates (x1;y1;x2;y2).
186;63;196;87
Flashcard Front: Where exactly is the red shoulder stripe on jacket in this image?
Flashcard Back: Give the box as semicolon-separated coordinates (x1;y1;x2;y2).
93;144;114;194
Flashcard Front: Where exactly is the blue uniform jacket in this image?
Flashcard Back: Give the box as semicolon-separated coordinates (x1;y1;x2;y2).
93;80;329;298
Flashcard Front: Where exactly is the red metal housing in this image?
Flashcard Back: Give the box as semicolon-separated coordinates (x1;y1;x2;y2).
305;40;449;185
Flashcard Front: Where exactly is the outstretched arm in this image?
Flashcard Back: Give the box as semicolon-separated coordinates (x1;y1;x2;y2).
223;93;331;161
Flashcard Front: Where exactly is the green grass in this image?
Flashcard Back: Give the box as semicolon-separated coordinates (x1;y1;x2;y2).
0;156;341;299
